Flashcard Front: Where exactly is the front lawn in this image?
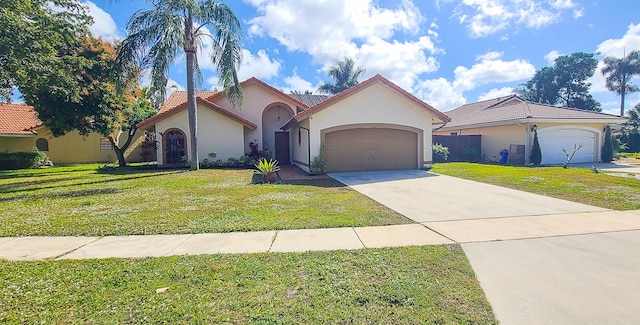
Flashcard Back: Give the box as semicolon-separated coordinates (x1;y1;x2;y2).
0;165;409;237
0;245;496;324
432;162;640;210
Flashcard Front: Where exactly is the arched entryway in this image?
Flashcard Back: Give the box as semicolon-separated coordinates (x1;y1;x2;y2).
262;103;294;163
163;128;186;166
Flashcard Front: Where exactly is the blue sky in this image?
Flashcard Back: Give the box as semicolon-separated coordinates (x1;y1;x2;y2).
85;0;640;114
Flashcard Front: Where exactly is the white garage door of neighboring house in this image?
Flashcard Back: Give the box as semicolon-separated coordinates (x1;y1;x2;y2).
538;128;596;164
323;128;419;172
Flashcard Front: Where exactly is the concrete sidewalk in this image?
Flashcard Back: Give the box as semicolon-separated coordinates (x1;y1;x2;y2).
2;210;639;261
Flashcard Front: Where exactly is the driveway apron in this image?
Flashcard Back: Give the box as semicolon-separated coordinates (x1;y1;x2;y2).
330;170;640;325
329;170;607;223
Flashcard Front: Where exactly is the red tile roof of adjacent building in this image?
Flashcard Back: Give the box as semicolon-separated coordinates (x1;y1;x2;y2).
0;104;43;136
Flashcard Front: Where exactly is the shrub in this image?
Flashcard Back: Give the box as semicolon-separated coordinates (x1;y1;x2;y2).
310;147;326;175
432;144;449;163
254;158;280;174
602;125;614;162
530;130;542;165
0;148;50;170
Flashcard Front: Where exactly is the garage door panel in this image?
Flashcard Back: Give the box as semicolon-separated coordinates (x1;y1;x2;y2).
539;129;596;164
324;128;418;172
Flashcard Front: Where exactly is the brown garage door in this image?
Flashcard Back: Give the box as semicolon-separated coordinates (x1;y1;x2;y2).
324;128;418;172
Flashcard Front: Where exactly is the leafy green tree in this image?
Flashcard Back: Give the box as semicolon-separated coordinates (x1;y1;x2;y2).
601;50;640;116
290;90;313;95
22;37;154;166
531;130;542;165
117;0;243;170
0;0;91;102
318;57;366;95
518;52;601;111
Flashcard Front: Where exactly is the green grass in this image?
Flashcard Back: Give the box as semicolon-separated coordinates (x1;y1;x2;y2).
616;152;640;159
432;162;640;210
0;246;496;324
0;165;409;237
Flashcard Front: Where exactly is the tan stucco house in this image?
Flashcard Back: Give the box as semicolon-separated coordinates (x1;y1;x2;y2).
0;103;145;164
138;75;450;172
434;95;627;164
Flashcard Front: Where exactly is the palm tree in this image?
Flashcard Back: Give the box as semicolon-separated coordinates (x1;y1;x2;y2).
601;50;640;116
318;57;366;95
117;0;243;170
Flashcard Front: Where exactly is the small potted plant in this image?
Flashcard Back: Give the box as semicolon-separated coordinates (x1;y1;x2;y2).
254;158;280;183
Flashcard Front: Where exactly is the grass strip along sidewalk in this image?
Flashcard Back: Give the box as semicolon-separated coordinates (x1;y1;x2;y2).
0;246;496;324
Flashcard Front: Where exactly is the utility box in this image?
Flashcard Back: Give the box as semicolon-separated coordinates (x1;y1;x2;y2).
508;144;525;165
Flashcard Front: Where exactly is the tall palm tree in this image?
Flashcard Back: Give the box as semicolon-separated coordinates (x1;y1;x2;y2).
601;50;640;116
318;57;366;95
117;0;243;170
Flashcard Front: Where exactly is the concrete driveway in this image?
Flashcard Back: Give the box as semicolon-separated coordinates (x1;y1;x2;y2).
330;170;640;324
330;169;607;223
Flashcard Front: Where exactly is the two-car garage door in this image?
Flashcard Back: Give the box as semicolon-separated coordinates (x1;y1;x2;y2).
538;128;596;164
323;128;419;172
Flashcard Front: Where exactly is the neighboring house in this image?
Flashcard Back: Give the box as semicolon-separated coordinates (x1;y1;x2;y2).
0;103;145;164
138;74;450;172
434;95;627;164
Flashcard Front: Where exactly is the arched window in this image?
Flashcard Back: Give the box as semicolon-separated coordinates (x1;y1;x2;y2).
35;138;49;151
163;129;186;165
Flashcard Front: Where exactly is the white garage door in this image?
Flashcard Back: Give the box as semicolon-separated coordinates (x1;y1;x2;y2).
538;129;596;164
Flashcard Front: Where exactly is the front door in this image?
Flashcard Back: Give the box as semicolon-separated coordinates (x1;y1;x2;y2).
164;129;186;165
274;132;290;164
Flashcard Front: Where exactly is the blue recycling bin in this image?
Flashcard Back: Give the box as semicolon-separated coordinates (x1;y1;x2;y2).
499;149;509;164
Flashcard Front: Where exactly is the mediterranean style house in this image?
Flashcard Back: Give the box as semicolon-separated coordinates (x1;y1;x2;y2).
137;74;450;172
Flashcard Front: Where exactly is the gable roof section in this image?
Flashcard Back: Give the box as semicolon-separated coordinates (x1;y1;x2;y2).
282;74;450;130
138;96;257;130
206;77;311;109
0;104;43;136
139;77;313;129
440;95;627;130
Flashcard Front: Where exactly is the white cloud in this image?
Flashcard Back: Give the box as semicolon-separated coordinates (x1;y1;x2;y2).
544;50;562;64
452;51;535;91
83;1;120;40
413;52;534;111
236;49;281;81
453;0;581;38
589;23;640;94
414;78;467;111
283;72;315;93
478;87;514;101
246;0;440;93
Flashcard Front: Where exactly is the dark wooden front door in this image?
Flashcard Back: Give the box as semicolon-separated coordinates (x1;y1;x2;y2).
274;132;290;164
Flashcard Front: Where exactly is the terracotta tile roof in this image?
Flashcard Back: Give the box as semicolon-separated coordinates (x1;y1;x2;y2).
205;77;311;109
440;95;627;130
158;91;218;114
139;78;312;129
282;74;450;130
0;103;43;136
137;95;257;130
287;93;330;107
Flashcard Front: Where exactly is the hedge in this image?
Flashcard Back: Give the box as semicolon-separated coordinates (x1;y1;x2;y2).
0;149;50;170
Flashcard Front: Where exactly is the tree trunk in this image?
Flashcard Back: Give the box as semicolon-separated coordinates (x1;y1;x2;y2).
108;127;138;168
620;75;627;117
185;12;199;170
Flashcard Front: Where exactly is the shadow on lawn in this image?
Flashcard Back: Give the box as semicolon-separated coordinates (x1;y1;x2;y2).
0;168;184;196
0;187;122;203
